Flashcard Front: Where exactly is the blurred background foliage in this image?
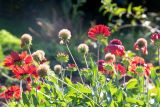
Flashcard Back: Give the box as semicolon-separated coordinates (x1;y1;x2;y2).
0;0;160;65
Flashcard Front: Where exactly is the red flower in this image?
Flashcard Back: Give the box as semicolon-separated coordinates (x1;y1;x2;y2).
0;86;20;100
12;64;38;79
134;38;148;55
104;39;125;56
88;24;111;40
67;64;77;71
128;56;152;76
4;51;32;69
115;64;126;76
98;60;114;75
151;33;160;47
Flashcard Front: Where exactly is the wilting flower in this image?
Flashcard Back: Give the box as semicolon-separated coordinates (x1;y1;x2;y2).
0;86;20;100
54;64;63;73
115;64;126;76
56;52;69;63
4;51;32;69
67;64;77;72
104;53;116;63
21;34;32;48
98;60;114;75
32;50;46;63
77;43;89;54
88;24;111;40
104;39;125;56
38;64;50;77
134;38;148;55
12;64;38;79
151;33;160;47
58;29;71;42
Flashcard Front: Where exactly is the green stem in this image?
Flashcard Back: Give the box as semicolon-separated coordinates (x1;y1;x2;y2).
158;48;160;66
84;54;89;68
49;74;100;107
65;42;84;84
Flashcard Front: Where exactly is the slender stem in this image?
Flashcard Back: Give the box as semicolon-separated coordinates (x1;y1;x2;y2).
49;74;100;107
70;71;72;81
158;48;160;66
65;43;84;84
20;80;23;98
84;54;89;68
123;75;126;87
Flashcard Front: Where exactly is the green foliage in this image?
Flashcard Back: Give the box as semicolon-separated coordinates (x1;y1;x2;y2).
0;29;20;56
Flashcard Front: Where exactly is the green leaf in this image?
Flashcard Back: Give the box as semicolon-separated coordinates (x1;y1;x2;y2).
126;78;138;89
126;98;144;105
127;3;132;14
65;77;73;85
114;8;126;16
22;93;30;106
32;94;39;107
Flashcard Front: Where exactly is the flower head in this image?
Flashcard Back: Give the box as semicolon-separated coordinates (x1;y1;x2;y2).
151;33;160;47
38;64;50;77
104;39;125;56
0;86;20;100
67;64;77;72
77;43;89;54
12;65;38;79
128;56;152;76
115;64;126;76
58;29;71;42
21;34;32;48
134;38;148;55
98;60;114;75
88;24;111;40
4;51;32;69
54;64;63;73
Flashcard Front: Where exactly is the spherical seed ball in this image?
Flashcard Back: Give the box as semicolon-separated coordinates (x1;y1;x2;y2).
58;29;71;41
77;43;89;54
105;53;115;63
21;34;32;48
54;64;62;73
38;64;50;77
32;50;45;62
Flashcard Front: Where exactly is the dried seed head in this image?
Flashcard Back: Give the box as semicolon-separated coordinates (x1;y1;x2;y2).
38;64;49;77
54;64;62;73
32;50;45;62
58;29;71;42
21;34;32;48
77;43;89;54
105;53;115;63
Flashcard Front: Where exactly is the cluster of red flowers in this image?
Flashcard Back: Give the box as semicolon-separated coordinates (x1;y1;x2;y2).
88;24;156;77
4;51;38;80
0;85;20;100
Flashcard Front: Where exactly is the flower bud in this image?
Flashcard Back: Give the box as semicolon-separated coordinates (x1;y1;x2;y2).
54;64;62;73
38;64;49;77
58;29;71;42
77;43;89;54
56;52;69;63
21;34;32;48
